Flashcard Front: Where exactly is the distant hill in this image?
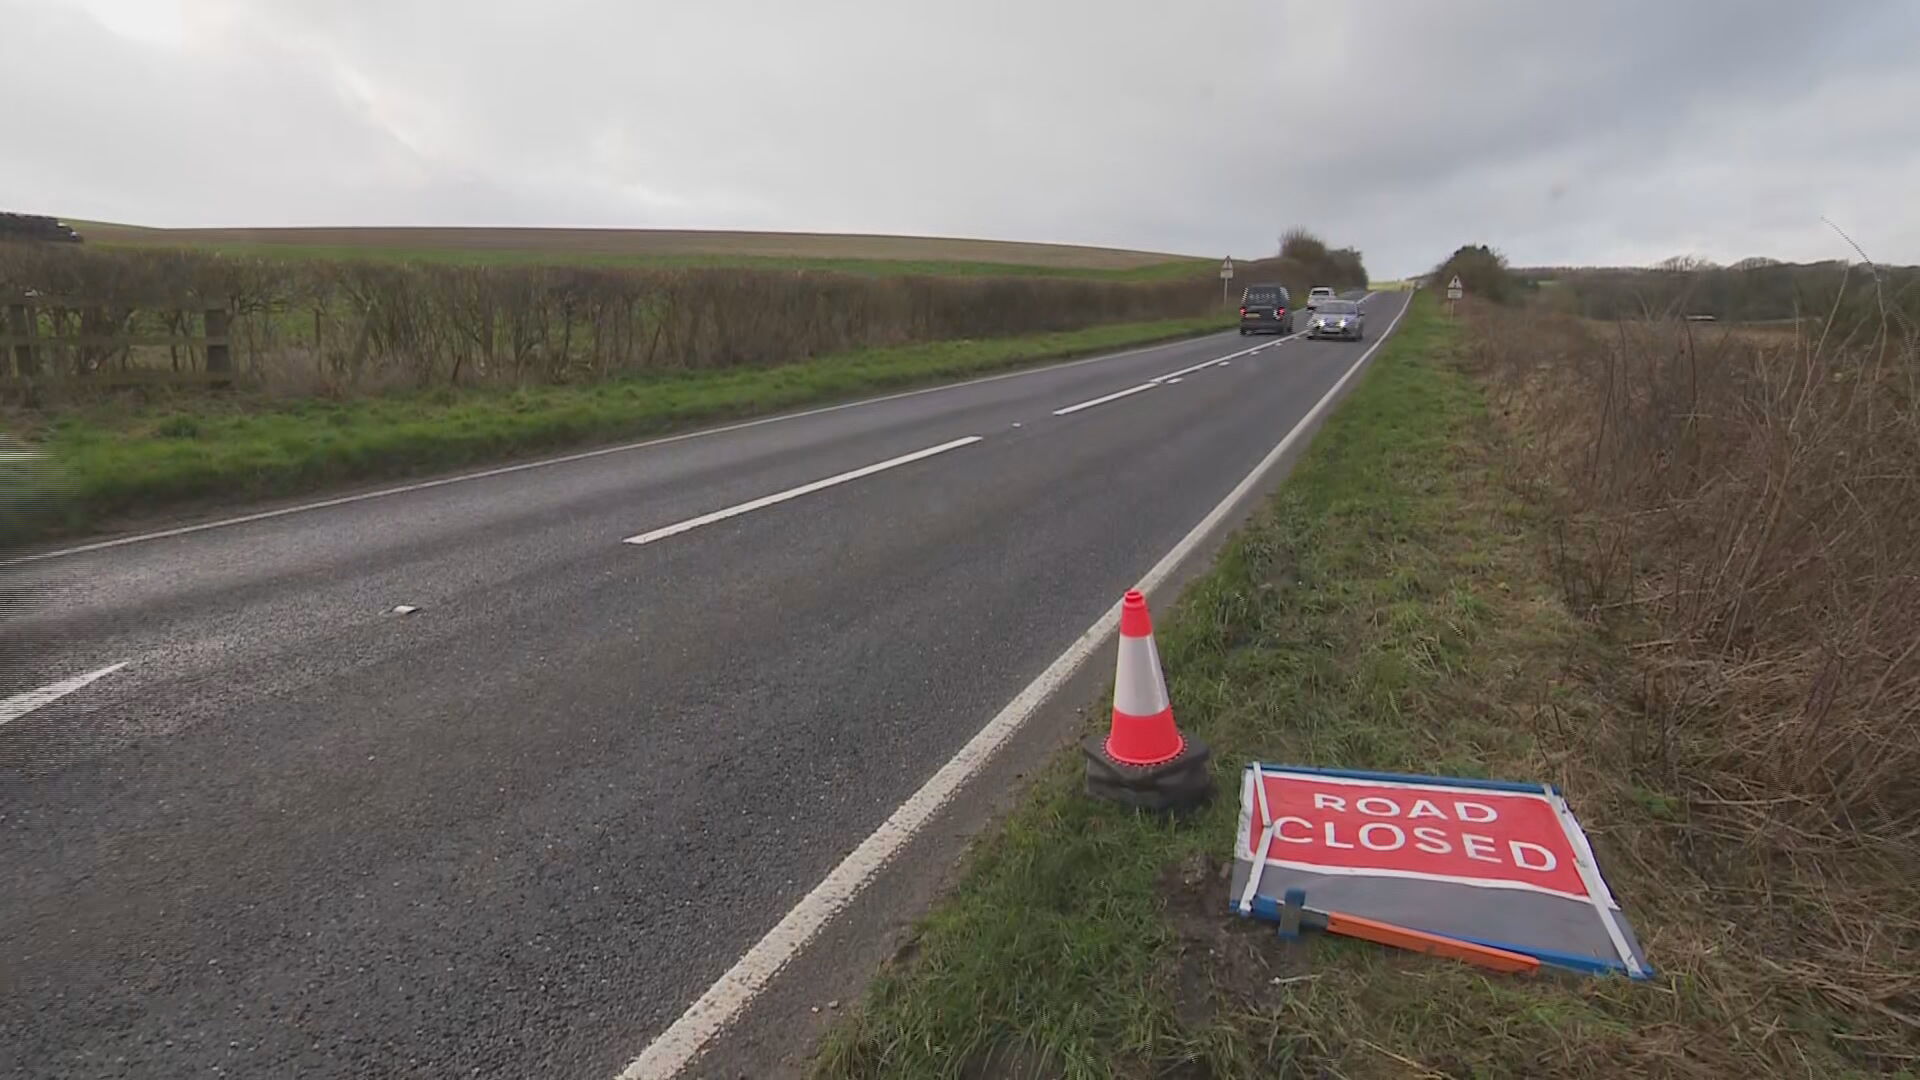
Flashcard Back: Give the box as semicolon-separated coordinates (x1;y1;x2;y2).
66;220;1207;279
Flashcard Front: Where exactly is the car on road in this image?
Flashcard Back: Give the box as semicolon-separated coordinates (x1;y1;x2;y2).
1239;284;1293;335
1307;299;1365;341
1306;286;1336;309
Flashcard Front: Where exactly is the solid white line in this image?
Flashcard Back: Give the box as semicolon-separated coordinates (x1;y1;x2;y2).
614;291;1414;1080
6;331;1235;568
1050;382;1158;416
0;662;130;727
621;436;983;546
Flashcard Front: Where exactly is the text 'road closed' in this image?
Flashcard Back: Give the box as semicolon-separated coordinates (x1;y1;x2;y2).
1243;773;1589;899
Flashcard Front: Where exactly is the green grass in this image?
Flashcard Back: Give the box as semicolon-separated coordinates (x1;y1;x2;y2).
22;313;1231;535
90;239;1210;282
809;293;1868;1079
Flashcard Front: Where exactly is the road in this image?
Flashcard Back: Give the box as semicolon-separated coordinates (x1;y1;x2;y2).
1;291;1410;1079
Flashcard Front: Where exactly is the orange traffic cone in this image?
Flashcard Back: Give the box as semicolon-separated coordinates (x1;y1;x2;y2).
1082;590;1214;811
1107;590;1184;764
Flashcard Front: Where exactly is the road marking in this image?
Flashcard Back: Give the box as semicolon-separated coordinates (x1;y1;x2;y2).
622;436;983;547
1051;382;1158;416
6;335;1234;568
615;291;1414;1080
0;662;130;728
1148;335;1284;384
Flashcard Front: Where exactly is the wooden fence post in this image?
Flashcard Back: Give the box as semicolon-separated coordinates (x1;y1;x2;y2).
203;307;232;376
6;303;37;377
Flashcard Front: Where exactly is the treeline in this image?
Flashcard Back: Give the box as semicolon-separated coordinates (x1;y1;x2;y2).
1527;258;1920;324
0;244;1223;393
1430;242;1920;327
1232;227;1368;299
0;212;82;244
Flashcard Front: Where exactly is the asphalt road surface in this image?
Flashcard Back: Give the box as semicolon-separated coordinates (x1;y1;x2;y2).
1;291;1410;1079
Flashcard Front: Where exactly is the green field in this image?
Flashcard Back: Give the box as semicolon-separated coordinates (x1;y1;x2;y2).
68;221;1210;281
20;313;1231;537
153;243;1208;281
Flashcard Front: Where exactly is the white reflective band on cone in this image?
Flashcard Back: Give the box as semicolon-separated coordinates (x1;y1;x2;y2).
1113;633;1171;717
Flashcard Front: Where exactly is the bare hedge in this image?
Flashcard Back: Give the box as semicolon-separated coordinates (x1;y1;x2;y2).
0;245;1217;393
1468;297;1920;1057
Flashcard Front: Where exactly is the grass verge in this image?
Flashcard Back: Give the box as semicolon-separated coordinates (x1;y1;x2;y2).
810;293;1879;1079
16;313;1230;538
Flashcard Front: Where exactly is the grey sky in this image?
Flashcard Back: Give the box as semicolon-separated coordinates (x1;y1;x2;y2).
6;0;1917;275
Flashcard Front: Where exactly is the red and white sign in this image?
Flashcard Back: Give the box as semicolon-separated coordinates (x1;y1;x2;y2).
1242;770;1589;901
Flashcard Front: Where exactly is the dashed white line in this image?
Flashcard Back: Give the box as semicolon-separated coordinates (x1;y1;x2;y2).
1052;328;1308;413
1050;382;1158;416
615;291;1415;1080
1148;336;1282;384
0;662;130;728
622;436;983;546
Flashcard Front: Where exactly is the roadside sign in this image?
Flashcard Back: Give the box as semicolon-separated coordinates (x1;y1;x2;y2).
1220;257;1234;279
1231;764;1649;977
1446;275;1464;301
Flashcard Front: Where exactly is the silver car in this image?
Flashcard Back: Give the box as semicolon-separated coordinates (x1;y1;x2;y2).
1307;299;1365;341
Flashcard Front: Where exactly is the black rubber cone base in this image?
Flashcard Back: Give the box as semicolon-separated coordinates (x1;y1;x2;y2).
1081;734;1215;813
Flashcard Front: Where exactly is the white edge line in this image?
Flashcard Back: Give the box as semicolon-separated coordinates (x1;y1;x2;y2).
622;436;982;546
616;290;1414;1080
0;661;131;727
5;330;1238;568
1050;382;1158;416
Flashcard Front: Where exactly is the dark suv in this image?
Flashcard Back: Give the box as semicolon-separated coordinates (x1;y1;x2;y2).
1239;284;1293;335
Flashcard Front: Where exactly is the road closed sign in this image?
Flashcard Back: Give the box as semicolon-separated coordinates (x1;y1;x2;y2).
1231;764;1650;977
1242;771;1585;898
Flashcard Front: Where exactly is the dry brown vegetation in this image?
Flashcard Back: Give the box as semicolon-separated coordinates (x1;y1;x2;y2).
70;220;1192;272
1;244;1214;398
1466;290;1920;1071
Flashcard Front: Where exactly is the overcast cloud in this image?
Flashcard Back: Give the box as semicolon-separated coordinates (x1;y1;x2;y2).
6;0;1917;275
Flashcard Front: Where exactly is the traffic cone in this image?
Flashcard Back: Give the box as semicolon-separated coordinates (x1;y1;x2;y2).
1082;590;1214;812
1107;590;1183;764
